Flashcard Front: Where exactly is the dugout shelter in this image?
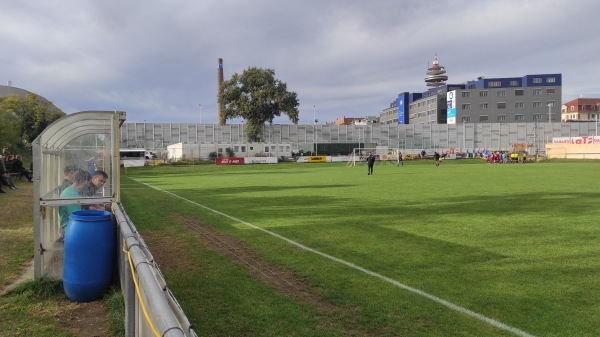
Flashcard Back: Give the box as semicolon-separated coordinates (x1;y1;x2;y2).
32;110;124;278
32;110;197;336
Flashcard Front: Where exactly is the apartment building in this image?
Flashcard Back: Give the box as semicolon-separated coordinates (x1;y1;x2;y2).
383;74;562;125
561;98;600;121
380;56;562;124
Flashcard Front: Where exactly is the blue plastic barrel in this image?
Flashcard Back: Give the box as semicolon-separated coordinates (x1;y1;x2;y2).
63;210;115;302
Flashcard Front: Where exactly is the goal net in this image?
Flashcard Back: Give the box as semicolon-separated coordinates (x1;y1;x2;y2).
346;147;402;166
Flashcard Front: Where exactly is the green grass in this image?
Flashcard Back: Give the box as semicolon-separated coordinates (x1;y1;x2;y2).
120;160;600;337
106;288;126;336
0;181;69;337
0;279;72;337
0;180;34;289
0;179;124;337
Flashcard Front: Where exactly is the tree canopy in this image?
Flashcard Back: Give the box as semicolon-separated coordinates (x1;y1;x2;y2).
0;93;65;151
219;67;299;142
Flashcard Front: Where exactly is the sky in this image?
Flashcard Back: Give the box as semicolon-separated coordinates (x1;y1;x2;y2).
1;0;599;125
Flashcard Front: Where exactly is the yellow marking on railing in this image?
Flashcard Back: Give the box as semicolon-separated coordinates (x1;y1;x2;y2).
122;239;161;337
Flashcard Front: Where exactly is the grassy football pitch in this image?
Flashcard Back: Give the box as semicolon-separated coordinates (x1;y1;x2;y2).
120;160;600;337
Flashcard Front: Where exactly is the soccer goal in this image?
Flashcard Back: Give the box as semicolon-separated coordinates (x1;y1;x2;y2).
346;147;403;166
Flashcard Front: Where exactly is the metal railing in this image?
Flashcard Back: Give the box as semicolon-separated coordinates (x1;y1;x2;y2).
113;203;197;337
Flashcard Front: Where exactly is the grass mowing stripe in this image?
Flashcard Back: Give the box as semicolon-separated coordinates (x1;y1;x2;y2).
130;177;537;337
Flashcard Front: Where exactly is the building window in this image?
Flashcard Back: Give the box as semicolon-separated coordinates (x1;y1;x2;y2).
462;92;471;98
480;115;489;122
533;77;542;83
489;81;501;87
515;114;525;121
510;80;520;86
480;103;488;110
546;88;556;94
497;102;506;109
533;89;543;95
547;77;556;83
515;102;524;109
480;91;488;97
547;101;556;107
570;106;575;112
462;116;471;122
497;115;506;122
533;114;543;120
462;104;471;110
533;101;543;108
241;146;246;152
498;90;506;96
515;89;524;96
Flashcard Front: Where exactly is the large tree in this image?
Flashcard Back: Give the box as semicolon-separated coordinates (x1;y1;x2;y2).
219;67;299;142
0;93;65;148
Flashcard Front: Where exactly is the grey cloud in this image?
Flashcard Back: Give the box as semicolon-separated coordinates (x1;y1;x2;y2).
1;0;599;124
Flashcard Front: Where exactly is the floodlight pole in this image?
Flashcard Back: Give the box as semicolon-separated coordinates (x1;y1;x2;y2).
199;104;202;124
313;105;318;156
547;103;553;146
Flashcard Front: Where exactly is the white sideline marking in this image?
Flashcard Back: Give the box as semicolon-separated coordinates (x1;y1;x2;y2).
132;179;537;337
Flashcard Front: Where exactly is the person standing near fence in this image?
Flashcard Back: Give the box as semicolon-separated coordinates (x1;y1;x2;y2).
434;151;441;167
397;152;403;167
367;152;376;175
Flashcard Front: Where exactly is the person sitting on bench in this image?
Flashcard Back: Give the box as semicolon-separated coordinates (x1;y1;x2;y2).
0;156;17;191
10;155;32;182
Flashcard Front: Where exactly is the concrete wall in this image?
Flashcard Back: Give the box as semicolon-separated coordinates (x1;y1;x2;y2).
545;143;600;159
122;122;597;155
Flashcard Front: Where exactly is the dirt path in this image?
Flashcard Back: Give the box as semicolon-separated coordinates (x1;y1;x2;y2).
143;214;368;336
0;259;34;296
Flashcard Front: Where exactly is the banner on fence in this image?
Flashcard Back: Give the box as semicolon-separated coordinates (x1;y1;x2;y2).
308;156;327;163
245;157;278;164
553;136;600;144
216;158;244;165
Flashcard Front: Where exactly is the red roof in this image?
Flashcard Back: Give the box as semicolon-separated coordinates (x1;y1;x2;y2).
563;98;600;106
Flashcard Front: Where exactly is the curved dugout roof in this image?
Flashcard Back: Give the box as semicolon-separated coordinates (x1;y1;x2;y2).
39;110;126;151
